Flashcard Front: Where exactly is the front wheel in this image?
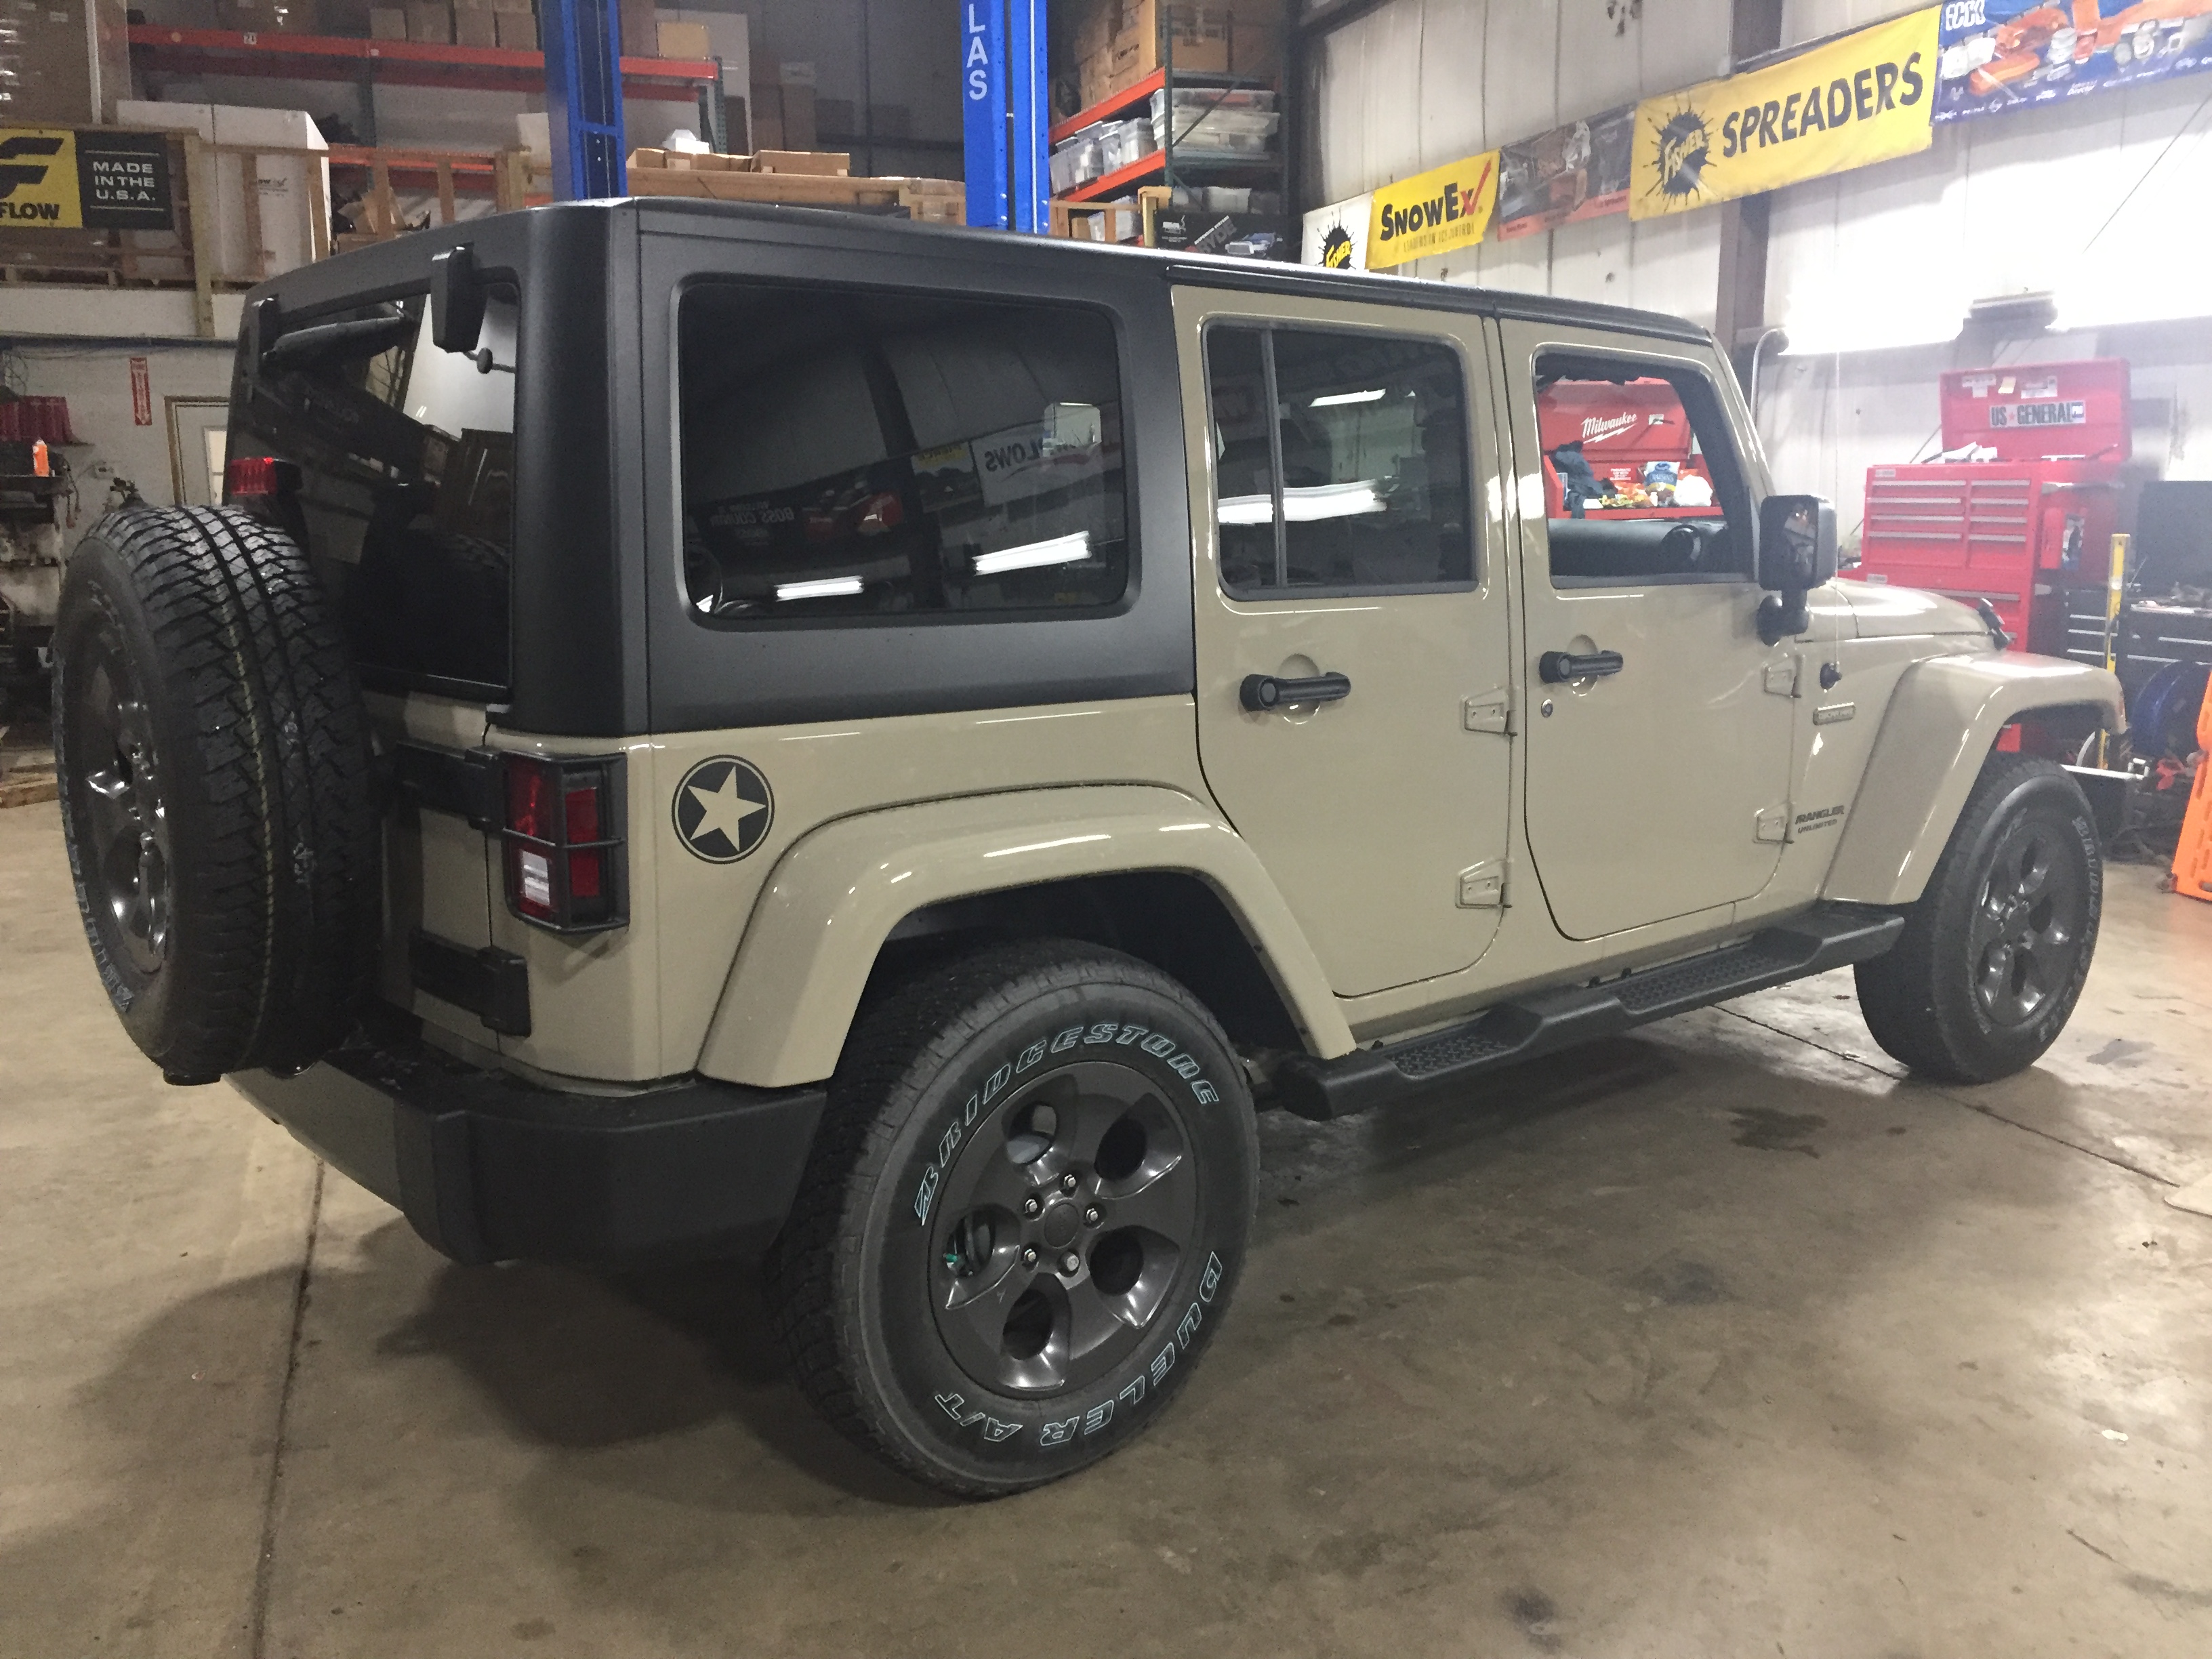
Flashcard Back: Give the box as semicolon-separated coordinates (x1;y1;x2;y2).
766;941;1257;1498
1855;756;2101;1083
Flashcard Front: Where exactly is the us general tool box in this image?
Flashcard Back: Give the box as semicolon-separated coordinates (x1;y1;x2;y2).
1850;359;2130;655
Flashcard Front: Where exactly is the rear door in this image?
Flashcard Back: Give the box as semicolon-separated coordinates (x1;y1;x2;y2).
1174;287;1514;998
1495;320;1793;941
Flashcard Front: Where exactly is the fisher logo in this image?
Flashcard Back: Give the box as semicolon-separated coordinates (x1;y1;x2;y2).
0;135;66;222
1650;107;1713;203
672;756;773;863
1319;225;1355;269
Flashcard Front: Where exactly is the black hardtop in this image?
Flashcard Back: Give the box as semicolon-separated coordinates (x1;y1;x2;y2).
628;195;1716;346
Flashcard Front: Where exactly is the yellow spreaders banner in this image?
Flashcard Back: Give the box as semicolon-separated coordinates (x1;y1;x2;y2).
1629;7;1939;220
1365;150;1499;270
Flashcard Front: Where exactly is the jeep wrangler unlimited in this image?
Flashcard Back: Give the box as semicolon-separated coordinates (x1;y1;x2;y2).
51;202;2122;1497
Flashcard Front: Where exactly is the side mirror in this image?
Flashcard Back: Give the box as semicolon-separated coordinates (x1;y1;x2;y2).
1757;493;1837;593
1755;495;1836;644
430;244;486;355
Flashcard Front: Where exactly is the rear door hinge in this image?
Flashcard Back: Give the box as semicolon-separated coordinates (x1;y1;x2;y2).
1462;689;1514;735
1763;659;1800;697
1755;804;1791;844
1458;858;1509;908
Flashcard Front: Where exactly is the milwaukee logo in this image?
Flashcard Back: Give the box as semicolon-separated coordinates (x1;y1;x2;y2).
1580;411;1639;444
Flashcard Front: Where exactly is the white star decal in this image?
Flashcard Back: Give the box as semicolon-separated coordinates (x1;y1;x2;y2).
688;769;768;848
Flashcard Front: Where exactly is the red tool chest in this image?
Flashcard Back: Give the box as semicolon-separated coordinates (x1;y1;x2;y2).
1536;377;1717;518
1847;359;2130;654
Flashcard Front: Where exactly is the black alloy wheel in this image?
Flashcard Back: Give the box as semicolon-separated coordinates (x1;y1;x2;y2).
1966;811;2089;1029
930;1060;1198;1397
769;940;1257;1498
63;619;173;978
1856;756;2102;1084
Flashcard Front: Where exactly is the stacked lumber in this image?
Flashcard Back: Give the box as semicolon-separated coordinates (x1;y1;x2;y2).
625;148;964;226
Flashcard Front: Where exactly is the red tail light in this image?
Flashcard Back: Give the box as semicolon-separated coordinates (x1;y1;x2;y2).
223;455;300;499
498;754;626;933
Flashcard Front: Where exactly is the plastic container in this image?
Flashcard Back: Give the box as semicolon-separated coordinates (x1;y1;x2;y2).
1097;117;1158;174
1151;108;1279;154
1050;127;1106;192
1149;87;1277;121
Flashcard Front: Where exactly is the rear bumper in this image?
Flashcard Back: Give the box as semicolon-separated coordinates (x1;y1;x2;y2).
231;1023;825;1267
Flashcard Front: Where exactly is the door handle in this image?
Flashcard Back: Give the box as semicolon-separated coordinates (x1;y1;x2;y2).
1240;672;1351;711
1538;649;1624;684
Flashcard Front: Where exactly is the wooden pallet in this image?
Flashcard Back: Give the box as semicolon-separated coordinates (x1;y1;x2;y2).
626;149;964;226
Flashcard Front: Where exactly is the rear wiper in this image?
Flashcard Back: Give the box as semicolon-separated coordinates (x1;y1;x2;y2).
262;313;417;369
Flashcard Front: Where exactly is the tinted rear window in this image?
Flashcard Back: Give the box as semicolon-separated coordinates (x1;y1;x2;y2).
234;290;518;693
678;283;1129;622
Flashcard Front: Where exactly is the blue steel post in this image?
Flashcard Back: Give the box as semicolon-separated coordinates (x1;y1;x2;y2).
543;0;628;201
1008;0;1048;232
961;0;1010;230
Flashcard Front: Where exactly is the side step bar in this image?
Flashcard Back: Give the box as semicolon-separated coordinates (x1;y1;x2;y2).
1274;902;1904;1122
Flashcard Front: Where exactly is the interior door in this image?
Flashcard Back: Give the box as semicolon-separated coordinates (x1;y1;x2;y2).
1496;320;1795;942
1175;289;1513;998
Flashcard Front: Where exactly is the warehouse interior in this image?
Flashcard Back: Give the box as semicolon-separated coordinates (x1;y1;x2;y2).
4;1;2211;1655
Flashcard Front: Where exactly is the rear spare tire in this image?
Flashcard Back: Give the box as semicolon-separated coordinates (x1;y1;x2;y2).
52;505;379;1084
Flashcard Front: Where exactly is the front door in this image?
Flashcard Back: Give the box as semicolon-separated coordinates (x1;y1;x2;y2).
1176;289;1514;998
1496;321;1795;942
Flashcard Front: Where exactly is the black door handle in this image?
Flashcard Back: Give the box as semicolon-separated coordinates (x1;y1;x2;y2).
1538;649;1625;684
1240;672;1351;711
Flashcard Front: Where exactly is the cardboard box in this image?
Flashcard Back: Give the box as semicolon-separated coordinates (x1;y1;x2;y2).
405;0;451;43
493;9;535;47
1113;1;1232;80
656;20;710;61
367;5;407;38
815;96;855;138
776;60;816;87
1078;46;1118;111
454;9;497;46
114;101;329;283
617;0;654;58
1071;0;1115;62
747;90;783;152
2;0;131;124
779;83;816;149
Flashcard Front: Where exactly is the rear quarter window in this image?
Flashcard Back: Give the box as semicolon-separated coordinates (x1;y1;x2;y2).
678;283;1130;622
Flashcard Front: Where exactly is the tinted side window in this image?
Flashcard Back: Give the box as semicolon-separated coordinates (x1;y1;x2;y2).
678;284;1128;621
235;291;518;693
1534;356;1750;586
1206;323;1473;596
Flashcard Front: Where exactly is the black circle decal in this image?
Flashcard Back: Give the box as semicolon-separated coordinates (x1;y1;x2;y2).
1319;225;1354;269
673;756;773;863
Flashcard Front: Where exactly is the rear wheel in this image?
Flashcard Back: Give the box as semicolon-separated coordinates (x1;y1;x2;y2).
1856;756;2100;1083
767;941;1256;1497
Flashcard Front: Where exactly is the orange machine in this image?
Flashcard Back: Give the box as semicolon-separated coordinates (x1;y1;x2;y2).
2171;671;2212;901
1848;359;2130;656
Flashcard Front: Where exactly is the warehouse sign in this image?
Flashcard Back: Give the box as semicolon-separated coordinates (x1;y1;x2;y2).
1629;7;1940;219
1365;151;1499;270
0;128;174;230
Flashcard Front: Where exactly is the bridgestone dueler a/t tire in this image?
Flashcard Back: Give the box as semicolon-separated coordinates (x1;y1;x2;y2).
1854;756;2101;1084
766;941;1258;1498
52;506;379;1084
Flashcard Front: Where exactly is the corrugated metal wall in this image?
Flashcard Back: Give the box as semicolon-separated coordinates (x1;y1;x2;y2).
1312;0;2212;543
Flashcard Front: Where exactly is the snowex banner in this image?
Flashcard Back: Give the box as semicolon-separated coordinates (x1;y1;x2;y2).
1630;7;1941;219
0;128;173;230
1931;0;2212;124
1364;150;1499;270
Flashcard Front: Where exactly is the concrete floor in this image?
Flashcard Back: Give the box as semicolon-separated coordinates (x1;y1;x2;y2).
5;796;2209;1659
